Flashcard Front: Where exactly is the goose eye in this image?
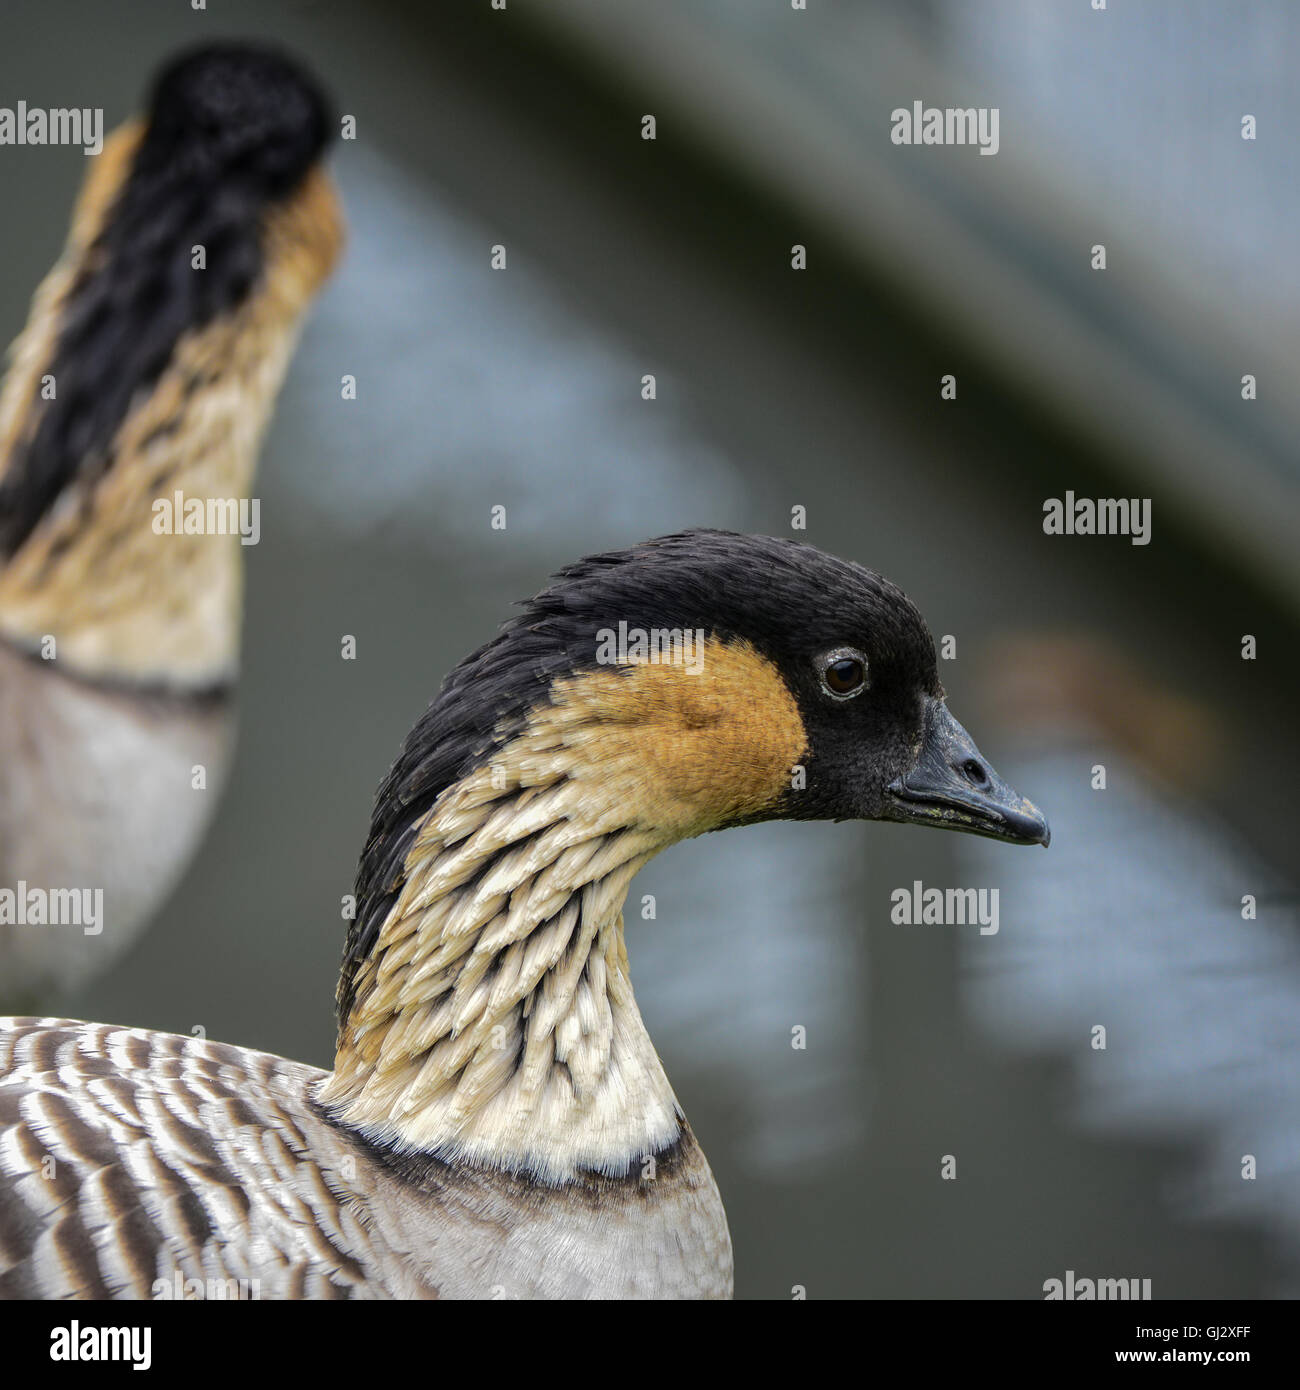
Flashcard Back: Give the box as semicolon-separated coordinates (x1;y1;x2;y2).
820;648;868;699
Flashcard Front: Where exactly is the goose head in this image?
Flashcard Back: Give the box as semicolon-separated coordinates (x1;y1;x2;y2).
590;531;1050;847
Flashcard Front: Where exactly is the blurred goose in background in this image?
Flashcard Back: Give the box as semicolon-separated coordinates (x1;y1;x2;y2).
0;531;1048;1299
0;44;343;1007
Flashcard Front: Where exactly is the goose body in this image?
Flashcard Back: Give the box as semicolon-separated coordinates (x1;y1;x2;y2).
0;1020;728;1299
0;531;1047;1298
0;45;341;1006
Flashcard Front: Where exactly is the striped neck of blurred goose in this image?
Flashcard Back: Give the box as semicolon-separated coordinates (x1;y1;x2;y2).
0;532;1048;1299
0;43;342;687
0;45;341;1007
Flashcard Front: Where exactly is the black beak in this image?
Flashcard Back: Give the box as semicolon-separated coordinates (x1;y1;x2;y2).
883;700;1050;847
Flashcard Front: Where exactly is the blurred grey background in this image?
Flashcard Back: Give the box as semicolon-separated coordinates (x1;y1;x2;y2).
2;0;1297;1297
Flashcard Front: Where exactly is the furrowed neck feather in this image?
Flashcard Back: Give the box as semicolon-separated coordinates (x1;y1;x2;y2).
321;738;683;1184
